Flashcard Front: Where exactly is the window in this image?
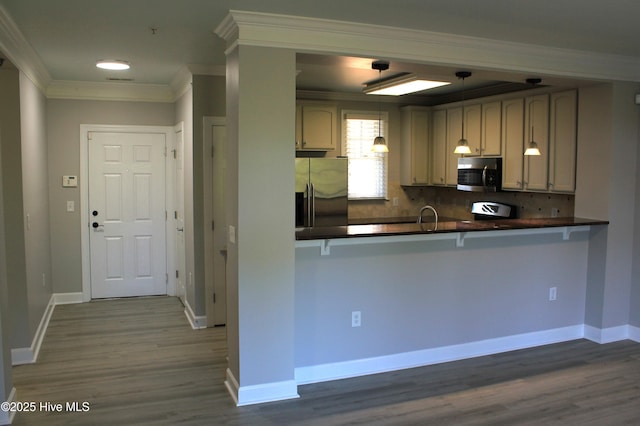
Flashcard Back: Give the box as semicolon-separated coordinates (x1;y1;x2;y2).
342;111;388;200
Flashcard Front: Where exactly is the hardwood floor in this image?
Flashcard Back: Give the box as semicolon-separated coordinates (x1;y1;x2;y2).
11;296;640;425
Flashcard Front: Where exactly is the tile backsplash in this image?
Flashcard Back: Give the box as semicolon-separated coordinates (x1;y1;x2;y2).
349;183;574;221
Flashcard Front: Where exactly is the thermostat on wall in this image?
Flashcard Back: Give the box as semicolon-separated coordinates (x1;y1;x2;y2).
62;175;78;187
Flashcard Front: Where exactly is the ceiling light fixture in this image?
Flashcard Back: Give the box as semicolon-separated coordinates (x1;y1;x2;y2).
524;78;542;156
454;71;472;155
96;59;130;71
363;73;450;96
371;60;390;153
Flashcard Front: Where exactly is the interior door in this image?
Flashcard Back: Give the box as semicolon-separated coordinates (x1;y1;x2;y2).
211;123;227;325
88;131;167;299
174;128;186;304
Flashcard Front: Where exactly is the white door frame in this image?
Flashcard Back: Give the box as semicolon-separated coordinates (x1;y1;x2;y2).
203;116;226;326
80;124;176;302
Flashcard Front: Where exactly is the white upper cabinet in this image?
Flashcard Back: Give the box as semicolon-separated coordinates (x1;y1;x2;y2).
481;101;502;156
446;107;463;185
501;98;525;190
430;109;447;186
400;106;430;185
295;103;337;150
548;90;577;193
462;103;482;156
523;94;550;191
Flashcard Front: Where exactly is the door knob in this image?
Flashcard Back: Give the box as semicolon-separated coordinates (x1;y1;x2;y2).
177;227;184;232
92;222;99;228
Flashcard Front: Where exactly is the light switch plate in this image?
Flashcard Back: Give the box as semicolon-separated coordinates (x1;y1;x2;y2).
66;201;75;212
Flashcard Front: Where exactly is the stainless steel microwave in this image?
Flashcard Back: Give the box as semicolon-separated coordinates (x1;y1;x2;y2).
457;157;502;192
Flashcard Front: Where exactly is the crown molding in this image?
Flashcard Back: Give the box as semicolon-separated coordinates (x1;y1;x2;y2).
217;10;640;83
46;80;175;103
0;4;51;91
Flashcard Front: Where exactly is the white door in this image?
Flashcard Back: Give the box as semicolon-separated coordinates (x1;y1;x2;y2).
88;131;167;299
204;118;227;326
174;127;186;304
211;124;227;325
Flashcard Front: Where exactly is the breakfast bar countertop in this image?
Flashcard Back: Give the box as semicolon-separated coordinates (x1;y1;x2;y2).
295;217;609;241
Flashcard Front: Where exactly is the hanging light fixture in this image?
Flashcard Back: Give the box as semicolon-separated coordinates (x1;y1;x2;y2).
524;78;542;156
371;60;390;153
454;71;472;154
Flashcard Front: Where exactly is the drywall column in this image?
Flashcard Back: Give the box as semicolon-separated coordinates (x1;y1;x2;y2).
576;83;640;340
0;122;17;425
223;44;298;405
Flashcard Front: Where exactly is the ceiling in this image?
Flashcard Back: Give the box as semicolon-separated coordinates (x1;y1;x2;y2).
1;0;639;101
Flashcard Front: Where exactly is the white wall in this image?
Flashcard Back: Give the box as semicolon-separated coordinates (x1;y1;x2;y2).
576;83;640;330
19;73;52;339
47;99;175;294
295;231;590;371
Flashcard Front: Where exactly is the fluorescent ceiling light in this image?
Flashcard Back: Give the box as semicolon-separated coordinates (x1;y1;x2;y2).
364;74;450;96
96;60;130;71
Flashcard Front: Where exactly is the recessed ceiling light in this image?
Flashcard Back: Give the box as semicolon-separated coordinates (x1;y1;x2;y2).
96;60;130;71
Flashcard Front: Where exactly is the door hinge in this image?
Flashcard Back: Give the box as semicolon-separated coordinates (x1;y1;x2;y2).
174;211;178;219
213;293;216;303
165;273;168;284
87;132;93;141
173;149;177;159
212;220;215;231
165;211;168;220
211;145;214;158
176;270;179;278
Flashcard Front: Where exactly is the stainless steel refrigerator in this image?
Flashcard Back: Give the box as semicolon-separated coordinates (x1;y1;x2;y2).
295;158;348;227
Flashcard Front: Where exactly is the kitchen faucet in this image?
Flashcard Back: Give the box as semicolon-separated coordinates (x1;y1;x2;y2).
417;205;438;225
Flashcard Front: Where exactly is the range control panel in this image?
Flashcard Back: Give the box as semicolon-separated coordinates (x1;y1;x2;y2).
471;201;515;218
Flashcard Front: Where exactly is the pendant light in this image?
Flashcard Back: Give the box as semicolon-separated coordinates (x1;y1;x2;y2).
371;60;390;153
524;78;542;156
454;71;472;154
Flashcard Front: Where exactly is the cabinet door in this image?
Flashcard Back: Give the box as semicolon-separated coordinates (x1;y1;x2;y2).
300;105;336;150
446;107;463;185
501;98;524;190
463;104;482;156
400;108;429;185
295;104;303;149
523;94;549;191
549;90;577;193
481;101;502;156
430;109;447;185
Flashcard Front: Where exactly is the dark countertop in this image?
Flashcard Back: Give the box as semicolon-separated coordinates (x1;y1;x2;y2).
296;217;609;241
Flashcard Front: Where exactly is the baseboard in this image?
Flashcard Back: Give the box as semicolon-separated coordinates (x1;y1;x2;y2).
629;325;640;343
11;293;83;366
584;324;630;343
295;325;585;385
53;292;84;305
184;300;207;330
0;387;17;425
225;368;299;406
224;368;240;405
11;295;55;365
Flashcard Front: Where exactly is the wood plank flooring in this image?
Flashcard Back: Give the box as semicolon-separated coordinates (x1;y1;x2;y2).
11;296;640;425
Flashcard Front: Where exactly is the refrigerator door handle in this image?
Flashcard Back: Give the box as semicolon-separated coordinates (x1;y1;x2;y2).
310;183;316;227
306;183;311;227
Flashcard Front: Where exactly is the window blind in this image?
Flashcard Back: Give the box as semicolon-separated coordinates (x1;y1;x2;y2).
343;112;388;199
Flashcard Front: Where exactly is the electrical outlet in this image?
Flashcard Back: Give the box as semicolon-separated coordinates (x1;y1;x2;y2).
551;207;560;218
549;287;557;301
392;197;399;207
351;311;361;327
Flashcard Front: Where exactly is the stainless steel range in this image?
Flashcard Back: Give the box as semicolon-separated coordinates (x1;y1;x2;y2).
471;201;517;220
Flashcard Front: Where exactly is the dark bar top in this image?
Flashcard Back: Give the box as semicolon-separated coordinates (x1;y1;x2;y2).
295;217;609;241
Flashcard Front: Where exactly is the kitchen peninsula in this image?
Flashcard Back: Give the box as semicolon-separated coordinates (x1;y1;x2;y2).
294;216;609;385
